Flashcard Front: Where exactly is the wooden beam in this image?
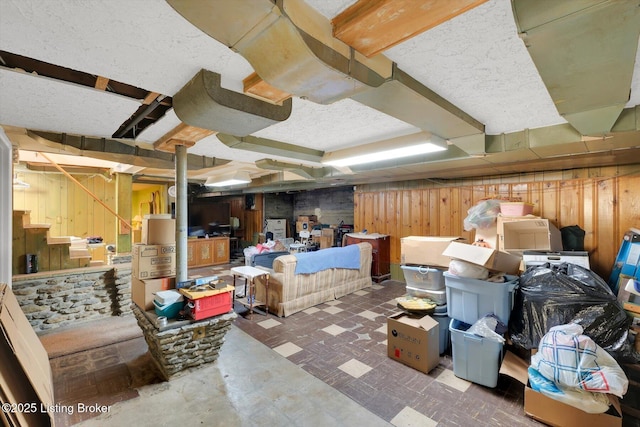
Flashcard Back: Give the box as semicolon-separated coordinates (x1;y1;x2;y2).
95;76;109;90
332;0;489;57
143;91;161;105
243;72;291;105
154;122;215;153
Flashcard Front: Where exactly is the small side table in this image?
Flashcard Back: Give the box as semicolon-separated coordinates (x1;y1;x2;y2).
231;266;270;316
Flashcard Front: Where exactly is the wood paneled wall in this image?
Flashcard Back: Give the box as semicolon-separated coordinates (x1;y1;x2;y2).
354;165;640;280
13;171;117;262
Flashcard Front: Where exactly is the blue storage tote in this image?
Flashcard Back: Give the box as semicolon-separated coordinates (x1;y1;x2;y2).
444;272;518;325
449;319;503;388
433;304;450;354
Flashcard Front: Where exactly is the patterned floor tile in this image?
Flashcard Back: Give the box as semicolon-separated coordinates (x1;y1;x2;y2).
322;324;347;336
338;358;373;378
390;406;438;427
273;341;303;358
257;318;282;329
357;309;382;321
323;305;344;314
435;367;472;392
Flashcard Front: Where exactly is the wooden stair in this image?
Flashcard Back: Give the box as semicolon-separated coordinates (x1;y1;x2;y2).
12;210;91;275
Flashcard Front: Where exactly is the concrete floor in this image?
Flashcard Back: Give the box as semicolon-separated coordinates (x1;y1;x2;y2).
48;322;393;427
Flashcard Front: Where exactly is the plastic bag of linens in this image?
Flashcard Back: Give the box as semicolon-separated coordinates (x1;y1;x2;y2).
463;199;502;231
531;323;628;399
509;262;637;362
467;314;507;344
528;367;611;414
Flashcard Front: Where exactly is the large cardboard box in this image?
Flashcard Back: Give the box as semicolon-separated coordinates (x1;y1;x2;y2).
442;241;522;274
387;313;440;374
498;217;562;255
141;214;175;245
132;276;175;311
400;236;467;267
500;351;622;427
265;219;287;240
0;284;55;426
132;243;176;279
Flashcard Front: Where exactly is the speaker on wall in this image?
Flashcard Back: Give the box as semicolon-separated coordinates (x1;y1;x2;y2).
245;194;255;210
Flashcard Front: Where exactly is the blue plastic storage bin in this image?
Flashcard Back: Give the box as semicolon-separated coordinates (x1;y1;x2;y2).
433;304;450;354
153;299;183;319
444;272;518;325
449;319;503;388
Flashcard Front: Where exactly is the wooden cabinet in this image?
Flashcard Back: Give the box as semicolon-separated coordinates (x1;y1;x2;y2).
345;233;390;282
187;237;230;267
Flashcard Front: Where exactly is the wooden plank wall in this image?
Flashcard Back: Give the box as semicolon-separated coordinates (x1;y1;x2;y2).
354;165;640;280
13;171;116;263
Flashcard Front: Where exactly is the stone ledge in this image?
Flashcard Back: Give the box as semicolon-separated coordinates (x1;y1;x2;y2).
131;303;237;380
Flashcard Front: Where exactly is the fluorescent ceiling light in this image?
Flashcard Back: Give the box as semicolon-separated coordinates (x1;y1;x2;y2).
321;131;446;167
205;170;252;187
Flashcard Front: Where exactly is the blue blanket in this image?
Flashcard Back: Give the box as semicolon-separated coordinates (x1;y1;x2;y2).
294;245;361;274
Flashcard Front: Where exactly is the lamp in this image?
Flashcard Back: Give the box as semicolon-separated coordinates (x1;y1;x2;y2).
321;131;446;167
205;170;252;187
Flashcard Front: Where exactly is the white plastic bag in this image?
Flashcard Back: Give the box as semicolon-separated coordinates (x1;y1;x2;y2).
528;366;611;414
531;323;628;398
448;259;489;280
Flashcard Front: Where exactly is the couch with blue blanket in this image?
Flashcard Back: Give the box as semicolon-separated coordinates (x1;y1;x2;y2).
254;242;372;317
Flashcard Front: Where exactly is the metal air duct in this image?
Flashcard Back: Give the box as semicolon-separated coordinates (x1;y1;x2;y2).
511;0;640;135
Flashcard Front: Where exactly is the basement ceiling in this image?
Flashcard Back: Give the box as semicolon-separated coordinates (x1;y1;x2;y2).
0;0;639;194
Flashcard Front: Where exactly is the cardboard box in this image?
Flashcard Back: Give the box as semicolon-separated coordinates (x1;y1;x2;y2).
387;313;440;374
498;217;562;255
0;284;54;427
132;276;175;311
474;224;499;249
500;351;622;427
142;214;175;245
265;219;287;240
132;243;176;279
297;215;318;223
296;221;311;232
318;235;333;249
321;228;335;237
400;236;468;267
442;241;522;274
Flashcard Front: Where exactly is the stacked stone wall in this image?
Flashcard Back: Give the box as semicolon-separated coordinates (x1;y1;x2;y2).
12;266;132;332
132;304;237;379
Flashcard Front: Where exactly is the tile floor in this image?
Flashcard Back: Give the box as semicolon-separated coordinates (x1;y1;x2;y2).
44;258;638;426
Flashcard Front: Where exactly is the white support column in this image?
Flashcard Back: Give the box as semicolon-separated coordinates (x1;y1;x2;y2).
0;128;13;286
175;144;188;283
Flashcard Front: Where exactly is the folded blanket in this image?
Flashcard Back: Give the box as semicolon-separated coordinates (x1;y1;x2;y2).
294;245;361;274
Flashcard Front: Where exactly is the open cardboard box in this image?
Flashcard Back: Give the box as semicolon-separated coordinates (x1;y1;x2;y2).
0;284;55;426
442;241;521;274
400;236;467;268
387;312;440;374
499;351;622;427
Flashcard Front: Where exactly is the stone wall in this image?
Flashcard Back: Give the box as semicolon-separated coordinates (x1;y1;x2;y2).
12;265;132;332
132;304;237;379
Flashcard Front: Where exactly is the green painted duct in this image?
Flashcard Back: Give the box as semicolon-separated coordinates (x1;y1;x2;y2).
511;0;640;135
172;70;292;136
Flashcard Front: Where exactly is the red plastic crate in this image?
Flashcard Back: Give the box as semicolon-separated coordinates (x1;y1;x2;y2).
185;291;232;321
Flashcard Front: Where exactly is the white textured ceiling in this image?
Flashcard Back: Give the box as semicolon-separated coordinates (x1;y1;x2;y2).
0;0;639;187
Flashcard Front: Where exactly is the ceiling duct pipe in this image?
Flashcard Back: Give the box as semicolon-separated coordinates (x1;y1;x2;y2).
511;0;640;135
172;69;292;136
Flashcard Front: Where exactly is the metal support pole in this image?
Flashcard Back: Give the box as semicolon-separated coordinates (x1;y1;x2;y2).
175;144;188;283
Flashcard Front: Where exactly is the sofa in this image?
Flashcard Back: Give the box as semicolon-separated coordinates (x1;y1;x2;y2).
254;242;373;317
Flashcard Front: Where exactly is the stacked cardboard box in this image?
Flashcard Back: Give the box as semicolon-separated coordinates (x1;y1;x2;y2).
132;216;177;311
296;215;317;233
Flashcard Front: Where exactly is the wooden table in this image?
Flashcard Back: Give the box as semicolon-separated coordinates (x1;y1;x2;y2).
230;266;270;316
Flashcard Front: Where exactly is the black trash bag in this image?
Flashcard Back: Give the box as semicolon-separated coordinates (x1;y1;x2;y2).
509;262;637;362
